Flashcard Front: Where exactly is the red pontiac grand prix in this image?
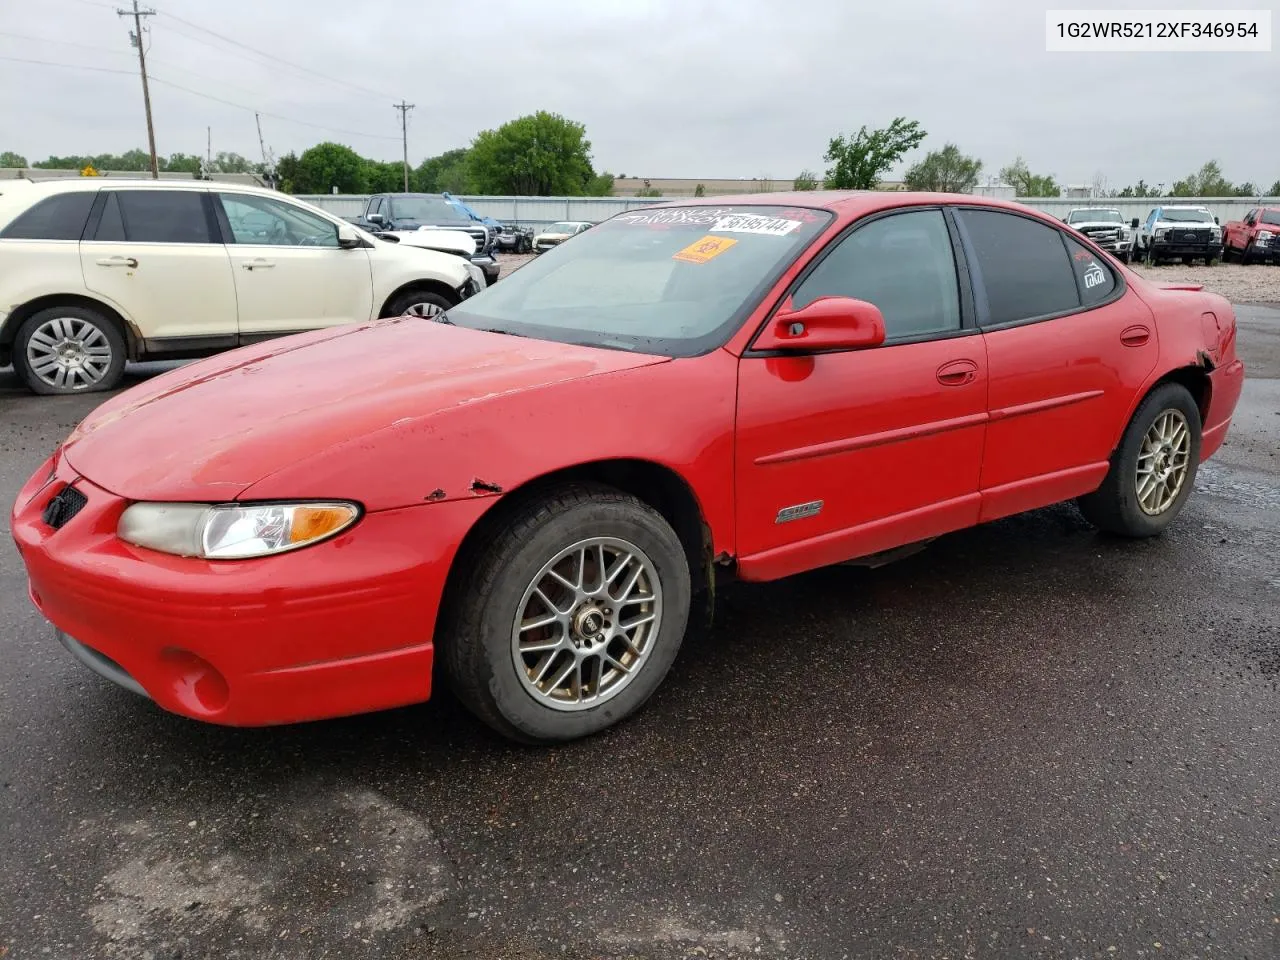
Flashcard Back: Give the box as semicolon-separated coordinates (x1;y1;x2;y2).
11;193;1245;743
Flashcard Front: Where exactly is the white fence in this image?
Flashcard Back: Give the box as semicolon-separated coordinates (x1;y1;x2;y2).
297;193;1279;228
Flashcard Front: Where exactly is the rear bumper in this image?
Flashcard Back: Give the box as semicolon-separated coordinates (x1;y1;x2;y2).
1201;358;1245;461
10;451;489;726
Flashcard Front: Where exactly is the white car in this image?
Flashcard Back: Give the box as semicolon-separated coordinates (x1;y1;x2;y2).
0;178;484;394
1063;207;1136;263
533;220;593;254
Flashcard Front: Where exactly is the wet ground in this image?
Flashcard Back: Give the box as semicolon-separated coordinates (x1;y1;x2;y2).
0;306;1277;959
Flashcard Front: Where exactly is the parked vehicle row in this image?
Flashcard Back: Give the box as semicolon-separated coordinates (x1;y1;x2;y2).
350;192;501;286
11;191;1245;743
0;179;484;394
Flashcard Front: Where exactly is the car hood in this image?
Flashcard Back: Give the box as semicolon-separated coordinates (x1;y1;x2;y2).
1071;220;1127;230
391;218;475;230
62;320;668;506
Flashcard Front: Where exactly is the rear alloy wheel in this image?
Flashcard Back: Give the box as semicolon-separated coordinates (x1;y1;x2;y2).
15;306;126;395
382;289;455;320
1077;383;1202;537
442;485;691;743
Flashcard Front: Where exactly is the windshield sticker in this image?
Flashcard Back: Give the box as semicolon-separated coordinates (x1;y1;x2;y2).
615;208;738;227
1082;263;1107;290
673;235;738;264
710;214;802;237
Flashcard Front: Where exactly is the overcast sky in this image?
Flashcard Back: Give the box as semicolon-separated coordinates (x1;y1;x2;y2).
1;0;1276;189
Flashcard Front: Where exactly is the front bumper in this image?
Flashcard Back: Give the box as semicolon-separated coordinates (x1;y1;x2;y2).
1150;238;1222;258
10;451;491;726
471;254;501;284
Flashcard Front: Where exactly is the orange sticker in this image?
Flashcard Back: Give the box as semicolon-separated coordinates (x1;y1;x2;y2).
672;235;737;264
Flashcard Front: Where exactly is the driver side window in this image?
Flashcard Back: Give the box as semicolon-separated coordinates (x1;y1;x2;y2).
218;194;339;248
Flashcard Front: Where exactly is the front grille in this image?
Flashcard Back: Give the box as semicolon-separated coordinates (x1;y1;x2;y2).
1082;227;1120;242
42;485;87;529
466;227;489;254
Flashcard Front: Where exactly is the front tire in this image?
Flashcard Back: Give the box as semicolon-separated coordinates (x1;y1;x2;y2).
382;288;455;319
1077;383;1202;537
14;305;126;395
441;485;691;744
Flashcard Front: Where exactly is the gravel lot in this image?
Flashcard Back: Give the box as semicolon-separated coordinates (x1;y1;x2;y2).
1129;261;1280;306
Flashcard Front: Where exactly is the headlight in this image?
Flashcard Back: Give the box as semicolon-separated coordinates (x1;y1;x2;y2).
464;260;486;289
1155;228;1169;239
118;501;360;559
1257;230;1273;241
1210;227;1222;238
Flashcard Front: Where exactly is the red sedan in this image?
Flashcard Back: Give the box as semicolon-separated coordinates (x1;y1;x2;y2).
10;193;1245;743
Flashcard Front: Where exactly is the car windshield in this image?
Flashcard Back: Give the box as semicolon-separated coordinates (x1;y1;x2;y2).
547;222;582;233
1069;209;1122;223
447;204;833;356
388;197;462;222
1261;211;1280;227
1160;208;1214;223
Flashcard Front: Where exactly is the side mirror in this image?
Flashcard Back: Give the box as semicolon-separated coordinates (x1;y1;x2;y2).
1130;218;1140;228
366;212;384;224
1214;216;1220;225
755;296;886;352
337;223;361;249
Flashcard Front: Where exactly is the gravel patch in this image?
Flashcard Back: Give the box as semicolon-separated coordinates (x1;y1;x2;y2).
1129;262;1280;305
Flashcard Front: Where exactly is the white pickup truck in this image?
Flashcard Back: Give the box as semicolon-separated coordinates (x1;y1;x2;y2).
1063;207;1136;263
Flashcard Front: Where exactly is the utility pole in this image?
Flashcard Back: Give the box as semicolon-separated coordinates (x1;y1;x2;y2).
206;126;212;177
255;112;276;188
393;100;414;192
117;0;159;179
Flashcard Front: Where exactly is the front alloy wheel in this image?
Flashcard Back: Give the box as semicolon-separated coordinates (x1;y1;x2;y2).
441;484;691;743
512;537;662;710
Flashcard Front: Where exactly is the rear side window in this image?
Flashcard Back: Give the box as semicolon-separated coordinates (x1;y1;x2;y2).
956;209;1080;325
0;191;96;240
1065;237;1118;306
1262;211;1280;227
93;190;216;243
793;209;961;339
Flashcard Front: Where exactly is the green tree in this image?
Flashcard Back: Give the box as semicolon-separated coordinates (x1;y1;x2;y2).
0;151;27;167
1237;181;1257;197
1170;160;1239;197
634;187;663;197
414;148;471;193
587;171;616;197
274;152;300;192
693;183;706;197
792;170;819;191
294;142;367;194
822;117;925;190
468;111;596;196
364;160;406;193
1116;179;1159;198
212;151;254;174
904;144;983;193
165;153;202;174
999;157;1060;197
1268;180;1280;197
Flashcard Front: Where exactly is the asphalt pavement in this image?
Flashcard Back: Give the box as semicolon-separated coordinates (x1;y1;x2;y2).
1;308;1277;960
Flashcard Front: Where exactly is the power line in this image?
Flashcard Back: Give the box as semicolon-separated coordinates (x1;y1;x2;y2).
117;1;159;179
0;56;404;143
157;10;399;102
0;30;134;58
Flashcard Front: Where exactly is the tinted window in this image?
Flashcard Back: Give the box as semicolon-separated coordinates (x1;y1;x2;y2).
793;209;961;339
369;197;383;216
1065;237;1118;306
0;191;96;240
93;192;126;241
219;194;339;247
956;209;1079;325
103;191;215;243
1262;211;1280;227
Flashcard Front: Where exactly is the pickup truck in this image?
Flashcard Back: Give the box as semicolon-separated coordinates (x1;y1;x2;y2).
1222;206;1280;264
1063;207;1135;262
1136;205;1223;266
352;193;500;285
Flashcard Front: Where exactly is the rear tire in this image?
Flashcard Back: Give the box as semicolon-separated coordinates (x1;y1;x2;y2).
441;484;692;744
1077;383;1202;538
13;305;126;395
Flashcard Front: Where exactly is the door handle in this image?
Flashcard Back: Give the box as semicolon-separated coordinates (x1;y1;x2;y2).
936;359;978;386
241;259;276;270
1120;325;1150;347
95;256;137;268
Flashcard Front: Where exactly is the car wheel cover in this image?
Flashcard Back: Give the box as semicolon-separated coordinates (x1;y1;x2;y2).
26;316;113;390
403;301;443;318
511;536;663;712
1136;409;1192;515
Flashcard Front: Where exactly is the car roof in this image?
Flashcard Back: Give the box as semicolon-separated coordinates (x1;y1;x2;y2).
10;177;284;198
624;190;1070;223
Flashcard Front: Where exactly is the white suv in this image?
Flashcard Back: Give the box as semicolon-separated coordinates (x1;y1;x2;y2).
0;178;484;394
